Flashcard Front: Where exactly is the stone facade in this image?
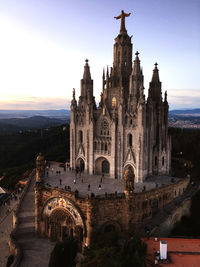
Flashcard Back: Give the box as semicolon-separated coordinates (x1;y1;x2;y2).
70;14;171;182
35;174;190;248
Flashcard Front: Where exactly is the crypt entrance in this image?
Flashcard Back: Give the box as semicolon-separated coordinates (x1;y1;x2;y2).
43;197;85;247
49;208;75;241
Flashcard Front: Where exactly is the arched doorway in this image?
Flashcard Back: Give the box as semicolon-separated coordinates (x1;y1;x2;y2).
43;197;85;248
77;158;85;172
49;208;75;241
124;165;135;179
95;157;110;175
102;160;109;174
123;165;135;191
104;224;116;233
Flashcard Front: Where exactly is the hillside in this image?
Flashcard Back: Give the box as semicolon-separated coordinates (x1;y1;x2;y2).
0;124;69;190
0;109;70;119
0;116;67;134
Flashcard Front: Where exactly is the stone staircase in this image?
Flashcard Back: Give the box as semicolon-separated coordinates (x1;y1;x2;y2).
15;174;54;267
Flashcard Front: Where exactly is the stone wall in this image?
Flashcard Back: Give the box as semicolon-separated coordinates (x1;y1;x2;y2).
35;177;190;246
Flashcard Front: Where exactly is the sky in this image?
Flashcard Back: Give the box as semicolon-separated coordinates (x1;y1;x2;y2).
0;0;199;110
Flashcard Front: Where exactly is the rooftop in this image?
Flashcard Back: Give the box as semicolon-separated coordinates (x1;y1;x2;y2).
43;163;181;197
143;237;200;267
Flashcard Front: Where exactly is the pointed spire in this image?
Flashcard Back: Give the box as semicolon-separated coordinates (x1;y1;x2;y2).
164;91;167;102
83;59;91;80
106;66;109;89
132;51;141;75
106;65;109;78
80;59;94;101
102;68;105;90
151;62;160;83
73;88;76;100
102;68;105;80
148;62;162;102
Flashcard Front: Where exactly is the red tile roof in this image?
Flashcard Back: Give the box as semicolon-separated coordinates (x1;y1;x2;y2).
143;237;200;267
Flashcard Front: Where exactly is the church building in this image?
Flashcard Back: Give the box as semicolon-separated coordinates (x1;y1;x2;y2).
70;11;171;182
34;12;189;249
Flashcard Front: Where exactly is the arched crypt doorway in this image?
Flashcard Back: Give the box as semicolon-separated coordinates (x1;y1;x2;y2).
49;208;75;241
43;197;85;247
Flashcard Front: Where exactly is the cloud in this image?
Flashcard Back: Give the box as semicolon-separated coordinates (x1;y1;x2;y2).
167;89;200;109
1;89;200;110
0;96;71;110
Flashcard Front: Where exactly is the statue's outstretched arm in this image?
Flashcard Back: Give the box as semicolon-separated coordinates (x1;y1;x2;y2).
114;15;121;19
125;13;131;17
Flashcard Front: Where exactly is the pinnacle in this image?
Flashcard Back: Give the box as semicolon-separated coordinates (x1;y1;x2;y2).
151;62;160;82
83;59;91;80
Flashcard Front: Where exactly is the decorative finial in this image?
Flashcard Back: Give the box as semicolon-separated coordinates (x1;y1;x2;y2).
114;10;131;33
85;59;89;64
135;51;139;56
154;62;158;68
164;91;167;102
73;88;75;99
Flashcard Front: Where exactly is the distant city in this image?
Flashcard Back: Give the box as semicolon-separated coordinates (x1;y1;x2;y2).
0;109;200;132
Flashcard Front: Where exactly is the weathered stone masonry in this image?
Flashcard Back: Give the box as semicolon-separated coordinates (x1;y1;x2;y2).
35;177;189;246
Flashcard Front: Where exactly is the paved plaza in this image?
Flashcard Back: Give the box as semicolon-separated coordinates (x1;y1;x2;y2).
44;163;180;196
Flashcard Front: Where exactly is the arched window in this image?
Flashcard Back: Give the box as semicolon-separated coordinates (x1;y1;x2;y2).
105;143;108;151
79;130;83;143
127;133;132;147
112;97;117;108
101;142;104;151
162;156;165;166
130;119;132;125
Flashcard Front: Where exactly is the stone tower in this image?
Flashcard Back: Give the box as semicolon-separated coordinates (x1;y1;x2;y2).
36;153;45;182
70;11;171;182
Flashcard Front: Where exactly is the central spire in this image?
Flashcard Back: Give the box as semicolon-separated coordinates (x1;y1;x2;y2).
114;10;131;34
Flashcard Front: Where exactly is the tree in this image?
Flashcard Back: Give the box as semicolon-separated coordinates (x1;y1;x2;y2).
48;237;78;267
80;231;147;267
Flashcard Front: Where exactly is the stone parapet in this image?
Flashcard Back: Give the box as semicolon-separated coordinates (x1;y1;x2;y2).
9;169;35;267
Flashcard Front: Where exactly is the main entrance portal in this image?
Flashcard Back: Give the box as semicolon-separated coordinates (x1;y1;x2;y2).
102;160;109;174
95;157;110;175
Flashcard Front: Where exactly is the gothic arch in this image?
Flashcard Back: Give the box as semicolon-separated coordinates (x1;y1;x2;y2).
100;220;122;233
42;197;87;247
124;162;136;173
95;157;110;175
48;208;75;241
76;157;85;171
